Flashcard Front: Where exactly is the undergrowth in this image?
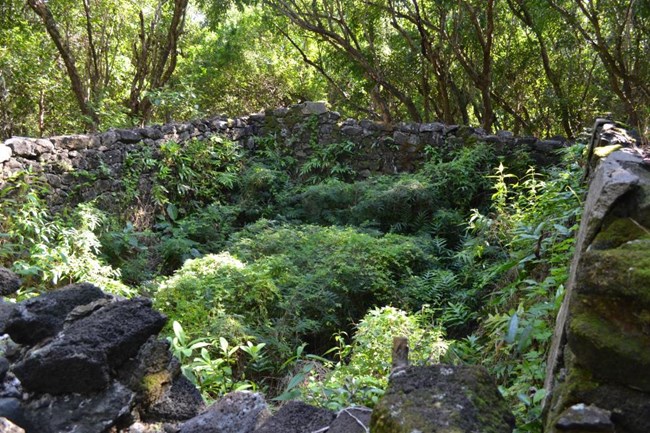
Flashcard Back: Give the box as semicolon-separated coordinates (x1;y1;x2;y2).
0;134;585;431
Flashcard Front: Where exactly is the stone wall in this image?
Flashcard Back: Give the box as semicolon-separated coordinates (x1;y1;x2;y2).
0;101;565;209
543;123;650;433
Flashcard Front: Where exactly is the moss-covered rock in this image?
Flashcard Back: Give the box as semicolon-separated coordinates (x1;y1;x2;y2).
590;217;650;250
370;365;514;433
568;301;650;391
578;240;650;305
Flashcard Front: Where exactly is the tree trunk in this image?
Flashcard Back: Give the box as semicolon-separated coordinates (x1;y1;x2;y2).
26;0;99;131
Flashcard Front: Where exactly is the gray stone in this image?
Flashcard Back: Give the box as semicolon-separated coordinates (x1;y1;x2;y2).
6;138;35;157
556;403;614;432
497;130;514;138
341;125;363;136
117;129;144;143
300;101;328;115
13;298;166;394
0;267;21;296
4;282;108;345
0;144;11;162
101;130;119;146
138;127;164;140
254;401;334;433
534;139;564;153
23;381;135;433
328;407;371;433
393;131;410;146
0;417;25;433
51;134;91;150
0;399;31;431
273;107;289;117
419;123;444;132
179;391;269;433
370;365;514;433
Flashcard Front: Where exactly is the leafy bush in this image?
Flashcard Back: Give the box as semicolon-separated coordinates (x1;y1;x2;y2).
154;222;435;362
0;172;133;297
283;143;498;245
280;306;447;409
444;143;586;431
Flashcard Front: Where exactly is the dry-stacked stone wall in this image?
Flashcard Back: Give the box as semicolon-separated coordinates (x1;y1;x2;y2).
0;102;565;210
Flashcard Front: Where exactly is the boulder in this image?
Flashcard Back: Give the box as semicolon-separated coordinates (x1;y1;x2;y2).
22;381;135;433
370;365;515;433
0;267;21;296
0;398;31;431
299;101;328;115
3;283;108;345
179;391;269;433
253;401;334;433
51;134;92;150
328;407;372;433
5;138;35;157
13;298;166;394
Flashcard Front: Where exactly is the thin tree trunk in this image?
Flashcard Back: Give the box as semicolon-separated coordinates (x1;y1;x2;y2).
27;0;99;131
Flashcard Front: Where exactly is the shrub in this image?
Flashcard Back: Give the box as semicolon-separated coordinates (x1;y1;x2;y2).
280;306;447;409
0;172;132;297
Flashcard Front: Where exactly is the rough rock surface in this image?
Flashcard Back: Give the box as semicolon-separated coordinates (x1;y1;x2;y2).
328;407;372;433
22;382;135;433
13;298;166;394
555;403;614;432
3;283;108;345
544;128;650;432
0;102;564;212
253;401;335;433
179;391;269;433
0;285;203;433
370;365;515;433
0;268;21;296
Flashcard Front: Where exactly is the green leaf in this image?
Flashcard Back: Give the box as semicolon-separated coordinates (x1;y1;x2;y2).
505;313;519;344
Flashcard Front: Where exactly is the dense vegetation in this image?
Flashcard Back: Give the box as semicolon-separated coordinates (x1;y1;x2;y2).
2;0;632;430
0;132;585;431
1;0;648;138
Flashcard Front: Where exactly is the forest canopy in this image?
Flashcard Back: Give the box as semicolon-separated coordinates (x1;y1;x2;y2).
1;0;648;137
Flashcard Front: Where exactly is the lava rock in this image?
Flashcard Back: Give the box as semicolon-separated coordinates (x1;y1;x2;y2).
0;357;9;381
328;407;372;433
179;391;269;433
0;398;32;431
145;374;204;422
13;298;166;394
4;283;108;346
254;401;334;433
22;381;135;433
370;365;515;433
0;268;21;296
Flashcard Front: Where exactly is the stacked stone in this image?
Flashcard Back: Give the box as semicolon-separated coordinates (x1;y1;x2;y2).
0;101;565;211
544;126;650;433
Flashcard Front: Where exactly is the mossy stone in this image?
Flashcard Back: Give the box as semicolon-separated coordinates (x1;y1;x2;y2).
591;217;650;250
141;370;172;405
370;365;514;433
568;305;650;391
578;241;650;305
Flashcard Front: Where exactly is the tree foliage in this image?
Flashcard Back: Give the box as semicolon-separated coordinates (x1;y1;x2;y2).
1;0;648;136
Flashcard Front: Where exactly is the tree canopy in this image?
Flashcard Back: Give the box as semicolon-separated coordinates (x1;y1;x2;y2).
1;0;648;137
